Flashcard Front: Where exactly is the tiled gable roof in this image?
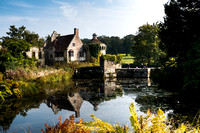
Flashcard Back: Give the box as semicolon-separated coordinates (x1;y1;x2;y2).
54;34;74;52
88;38;103;45
45;34;74;52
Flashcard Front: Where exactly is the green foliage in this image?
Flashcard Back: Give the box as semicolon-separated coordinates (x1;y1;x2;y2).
88;44;100;58
157;0;200;92
0;25;44;72
131;23;165;66
159;0;200;59
78;114;129;133
1;38;30;58
43;102;200;133
182;40;200;91
0;91;4;101
90;56;98;63
0;80;23;100
19;81;38;97
116;54;123;64
103;54;116;62
0;84;13;98
103;54;123;64
37;69;73;84
122;35;135;55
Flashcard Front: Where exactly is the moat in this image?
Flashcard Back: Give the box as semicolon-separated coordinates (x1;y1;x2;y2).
0;78;199;133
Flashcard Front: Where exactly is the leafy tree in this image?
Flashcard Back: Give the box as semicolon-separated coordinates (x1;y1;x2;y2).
131;23;164;66
109;37;123;54
81;38;90;45
0;25;42;72
159;0;200;61
4;25;44;48
6;25;26;39
157;0;200;92
182;40;200;91
122;35;135;55
1;38;30;58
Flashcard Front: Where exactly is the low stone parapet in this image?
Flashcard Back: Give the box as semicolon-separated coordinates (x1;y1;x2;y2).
116;68;150;78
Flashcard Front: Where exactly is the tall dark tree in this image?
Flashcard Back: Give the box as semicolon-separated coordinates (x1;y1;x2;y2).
6;25;26;39
122;35;135;55
158;0;200;91
159;0;200;61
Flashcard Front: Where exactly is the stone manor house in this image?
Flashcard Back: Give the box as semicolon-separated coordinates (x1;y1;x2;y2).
27;28;107;65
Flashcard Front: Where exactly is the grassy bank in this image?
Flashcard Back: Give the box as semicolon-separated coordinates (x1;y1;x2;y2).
121;54;134;64
0;62;99;101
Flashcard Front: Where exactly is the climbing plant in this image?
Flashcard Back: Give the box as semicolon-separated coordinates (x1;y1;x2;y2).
103;54;123;64
88;44;100;58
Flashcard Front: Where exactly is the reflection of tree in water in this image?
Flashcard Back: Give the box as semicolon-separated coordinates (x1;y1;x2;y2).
0;95;44;132
122;78;200;124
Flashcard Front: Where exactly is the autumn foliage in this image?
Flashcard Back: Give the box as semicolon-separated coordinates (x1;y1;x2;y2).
42;103;200;133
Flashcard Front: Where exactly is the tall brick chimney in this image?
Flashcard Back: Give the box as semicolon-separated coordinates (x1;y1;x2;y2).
74;28;79;36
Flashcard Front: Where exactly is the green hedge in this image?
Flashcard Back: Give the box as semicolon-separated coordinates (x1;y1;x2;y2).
103;54;123;64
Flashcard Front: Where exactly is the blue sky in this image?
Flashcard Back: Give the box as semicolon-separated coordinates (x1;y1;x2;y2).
0;0;168;39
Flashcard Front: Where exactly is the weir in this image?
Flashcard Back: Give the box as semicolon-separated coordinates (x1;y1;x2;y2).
74;58;160;78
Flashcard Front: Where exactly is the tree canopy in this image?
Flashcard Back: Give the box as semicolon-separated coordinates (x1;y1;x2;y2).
0;25;44;72
157;0;200;91
82;35;135;55
131;23;165;66
159;0;200;61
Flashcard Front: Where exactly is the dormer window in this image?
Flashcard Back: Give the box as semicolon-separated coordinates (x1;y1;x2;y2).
73;43;75;47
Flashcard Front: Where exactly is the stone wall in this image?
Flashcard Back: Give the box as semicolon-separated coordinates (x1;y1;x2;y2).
116;68;150;78
101;60;121;78
74;66;103;79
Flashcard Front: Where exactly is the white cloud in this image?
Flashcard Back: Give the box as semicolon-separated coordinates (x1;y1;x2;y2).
106;0;113;3
53;1;78;20
0;0;168;39
53;0;167;37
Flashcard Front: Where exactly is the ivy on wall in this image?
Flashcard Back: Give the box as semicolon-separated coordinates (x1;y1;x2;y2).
103;54;123;64
88;44;100;58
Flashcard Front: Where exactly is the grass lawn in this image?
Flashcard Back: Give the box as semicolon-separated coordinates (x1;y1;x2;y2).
121;54;134;64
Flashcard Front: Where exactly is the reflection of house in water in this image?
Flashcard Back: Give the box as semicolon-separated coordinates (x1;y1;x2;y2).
44;80;122;117
44;92;83;117
76;79;122;111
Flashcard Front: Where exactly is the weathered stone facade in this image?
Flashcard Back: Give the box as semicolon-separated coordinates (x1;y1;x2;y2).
44;28;87;65
26;47;41;59
101;60;121;78
26;46;45;66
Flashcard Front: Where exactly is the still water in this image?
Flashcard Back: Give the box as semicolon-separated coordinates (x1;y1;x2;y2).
0;78;199;133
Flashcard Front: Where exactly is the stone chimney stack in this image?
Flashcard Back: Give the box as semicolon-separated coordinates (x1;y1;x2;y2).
74;28;79;36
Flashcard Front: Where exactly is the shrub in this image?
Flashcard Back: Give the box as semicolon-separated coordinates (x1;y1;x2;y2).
90;56;97;63
103;54;123;64
42;103;200;133
0;80;23;100
0;73;3;81
19;81;38;97
41;115;88;133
